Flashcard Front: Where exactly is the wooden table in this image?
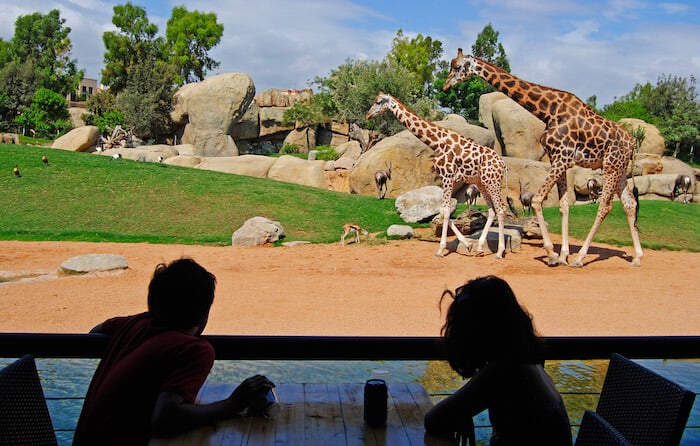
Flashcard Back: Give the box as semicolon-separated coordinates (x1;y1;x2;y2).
150;382;457;445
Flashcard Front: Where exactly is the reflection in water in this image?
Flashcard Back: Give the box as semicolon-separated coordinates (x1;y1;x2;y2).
1;357;697;446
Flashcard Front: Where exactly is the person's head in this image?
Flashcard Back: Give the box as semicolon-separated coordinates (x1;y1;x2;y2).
147;258;217;333
440;275;543;378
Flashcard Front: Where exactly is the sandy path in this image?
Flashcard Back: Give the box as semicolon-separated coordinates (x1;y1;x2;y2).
0;237;698;337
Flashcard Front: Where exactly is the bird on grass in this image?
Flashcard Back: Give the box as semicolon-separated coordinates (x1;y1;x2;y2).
111;153;122;161
42;154;49;166
13;164;21;178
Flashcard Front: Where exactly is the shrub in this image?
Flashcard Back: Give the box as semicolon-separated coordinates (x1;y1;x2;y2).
315;145;338;161
280;143;300;154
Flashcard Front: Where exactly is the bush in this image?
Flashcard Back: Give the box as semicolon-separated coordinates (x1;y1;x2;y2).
315;145;338;161
280;143;300;154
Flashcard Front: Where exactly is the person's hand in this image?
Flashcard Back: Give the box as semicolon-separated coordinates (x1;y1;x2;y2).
227;375;275;414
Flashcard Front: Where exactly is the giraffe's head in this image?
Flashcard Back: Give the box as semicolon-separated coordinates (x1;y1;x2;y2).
443;48;476;91
365;91;393;120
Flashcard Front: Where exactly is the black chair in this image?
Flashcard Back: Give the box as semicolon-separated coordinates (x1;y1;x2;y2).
575;410;631;446
595;353;696;446
0;354;58;446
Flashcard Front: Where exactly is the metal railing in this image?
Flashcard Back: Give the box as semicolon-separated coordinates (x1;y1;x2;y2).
2;333;700;360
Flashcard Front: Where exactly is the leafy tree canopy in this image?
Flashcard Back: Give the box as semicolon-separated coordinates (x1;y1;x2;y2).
6;9;82;97
166;6;223;84
102;2;164;92
387;29;443;96
436;23;510;121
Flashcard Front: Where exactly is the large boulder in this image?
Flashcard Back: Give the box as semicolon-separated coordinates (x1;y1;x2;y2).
348;130;437;198
198;154;276;177
502;157;560;208
267;155;326;188
620;118;665;155
435;113;494;148
395;185;456;223
171;73;255;157
231;216;285;246
52;126;100;152
480;92;546;160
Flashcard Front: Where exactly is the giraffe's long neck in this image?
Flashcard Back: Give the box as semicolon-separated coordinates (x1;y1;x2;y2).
471;57;564;124
388;97;444;150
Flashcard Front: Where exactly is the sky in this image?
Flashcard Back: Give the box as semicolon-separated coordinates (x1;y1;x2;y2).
1;0;699;107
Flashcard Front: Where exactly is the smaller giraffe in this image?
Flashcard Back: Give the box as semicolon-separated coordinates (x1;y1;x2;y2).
341;223;369;245
366;91;507;259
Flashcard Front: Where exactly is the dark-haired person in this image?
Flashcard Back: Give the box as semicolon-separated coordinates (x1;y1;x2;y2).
424;276;572;446
73;258;275;446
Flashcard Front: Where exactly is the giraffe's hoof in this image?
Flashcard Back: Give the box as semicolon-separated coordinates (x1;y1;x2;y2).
495;254;504;260
475;251;485;257
631;258;641;267
571;260;583;268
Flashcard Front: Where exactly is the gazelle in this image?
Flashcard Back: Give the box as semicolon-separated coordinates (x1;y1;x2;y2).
587;177;602;203
672;174;692;203
340;223;369;245
374;163;392;199
465;183;480;209
519;180;535;216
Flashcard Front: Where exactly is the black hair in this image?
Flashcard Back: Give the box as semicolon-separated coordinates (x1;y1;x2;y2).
440;275;543;378
147;258;216;330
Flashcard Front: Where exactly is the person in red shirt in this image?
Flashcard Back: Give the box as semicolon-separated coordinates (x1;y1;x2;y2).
73;257;275;445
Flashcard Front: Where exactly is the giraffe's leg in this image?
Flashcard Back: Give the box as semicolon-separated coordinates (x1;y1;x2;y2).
555;177;571;266
436;206;451;257
531;165;567;265
573;178;643;267
436;179;455;257
476;206;496;257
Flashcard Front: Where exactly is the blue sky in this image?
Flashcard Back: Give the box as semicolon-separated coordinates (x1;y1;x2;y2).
1;0;698;107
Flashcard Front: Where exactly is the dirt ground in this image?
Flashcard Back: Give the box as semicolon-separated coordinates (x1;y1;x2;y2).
0;236;698;337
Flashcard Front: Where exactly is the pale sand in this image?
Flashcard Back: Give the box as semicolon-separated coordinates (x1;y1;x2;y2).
0;238;698;337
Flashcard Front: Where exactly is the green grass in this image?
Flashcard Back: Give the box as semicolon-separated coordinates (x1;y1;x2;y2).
1;143;698;251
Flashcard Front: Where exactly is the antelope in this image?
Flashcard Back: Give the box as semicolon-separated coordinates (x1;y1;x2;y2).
464;183;480;209
374;163;392;199
341;223;369;245
519;180;535;216
672;174;692;203
587;177;601;203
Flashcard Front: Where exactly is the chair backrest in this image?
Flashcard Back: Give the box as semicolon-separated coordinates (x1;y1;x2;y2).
596;353;696;446
576;410;632;446
0;354;58;446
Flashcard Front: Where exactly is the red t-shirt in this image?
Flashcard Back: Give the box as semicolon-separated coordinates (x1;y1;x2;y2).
73;313;215;446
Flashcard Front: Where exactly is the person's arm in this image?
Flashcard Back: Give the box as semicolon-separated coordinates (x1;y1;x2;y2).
424;367;492;437
150;374;275;437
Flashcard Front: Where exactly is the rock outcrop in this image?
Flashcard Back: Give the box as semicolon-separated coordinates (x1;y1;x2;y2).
171;73;256;157
51;125;101;152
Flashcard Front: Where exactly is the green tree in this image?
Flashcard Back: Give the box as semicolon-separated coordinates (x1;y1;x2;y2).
15;87;71;138
436;23;510;121
315;58;422;135
102;2;164;92
82;90;125;134
10;9;82;96
387;29;443;95
601;83;654;122
116;57;177;142
0;60;40;129
165;6;223;84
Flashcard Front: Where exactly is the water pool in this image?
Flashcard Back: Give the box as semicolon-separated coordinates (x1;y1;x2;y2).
2;357;697;445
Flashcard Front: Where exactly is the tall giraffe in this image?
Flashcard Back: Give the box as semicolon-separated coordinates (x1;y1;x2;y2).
366;91;507;259
444;49;643;267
